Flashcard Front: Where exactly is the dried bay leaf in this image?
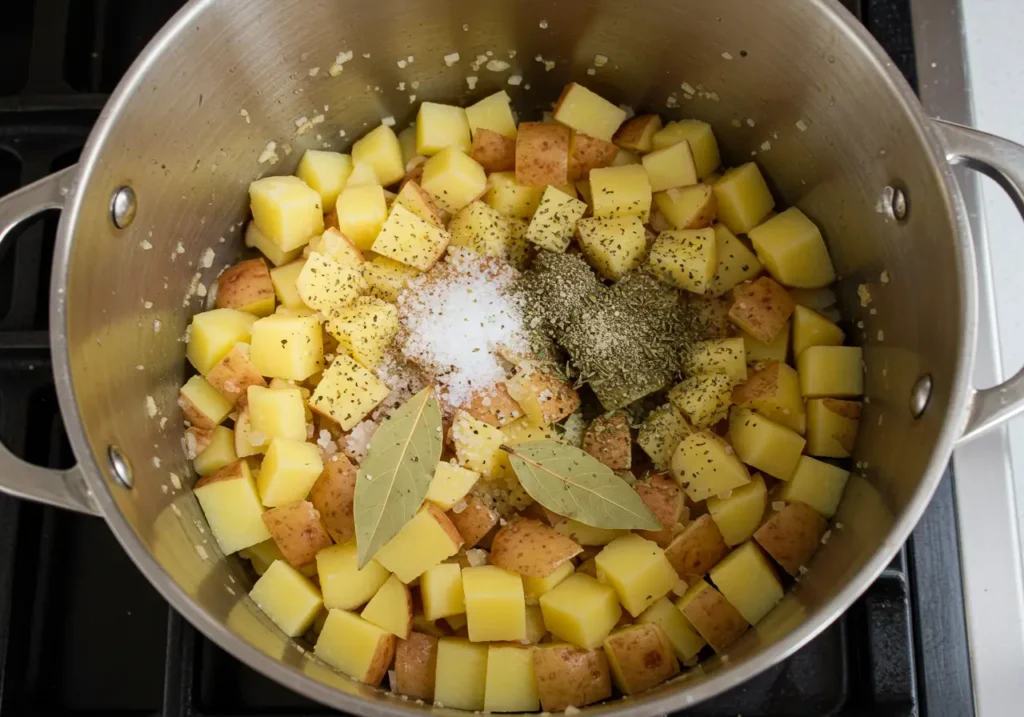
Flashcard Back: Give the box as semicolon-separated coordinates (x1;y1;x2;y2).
355;386;443;567
502;440;661;530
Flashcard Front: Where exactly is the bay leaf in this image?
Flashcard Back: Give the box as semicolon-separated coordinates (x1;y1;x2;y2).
502;440;661;530
355;386;443;568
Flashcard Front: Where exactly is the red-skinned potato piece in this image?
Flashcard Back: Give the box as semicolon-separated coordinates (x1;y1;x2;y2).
446;495;500;547
533;644;612;711
569;133;618;181
395;632;438;701
457;383;523;427
613;114;663;153
728;276;796;344
216;258;275;315
664;513;729;581
516;122;572;187
471;128;517;173
582;411;632;471
634;474;684;548
205;344;267;408
489;518;583;578
261;500;333;567
309;453;357;544
753;501;828;576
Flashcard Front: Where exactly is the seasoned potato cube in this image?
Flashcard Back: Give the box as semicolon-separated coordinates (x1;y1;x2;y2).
249;560;323;637
346;161;380;187
596;534;678;617
664;513;729;581
451;410;505;477
742;320;790;365
186;308;257;375
315;609;395;685
648;228;717;293
257;438;323;506
448;495;501;547
306;227;365;268
553;83;627;142
309;353;390;430
470;128;517;173
713;162;775;234
335;184;388;251
676;579;748;652
684;337;747;384
249;313;323;381
540;573;621;649
394;180;445;227
642;140;699;192
792;305;845;357
462;565;527;641
729;276;796;344
707;473;768;546
709;541;783;625
637;404;693;471
420;562;465;620
249;175;324;251
426;462;479;510
798;346;863;398
395;632;438;700
363;255;420;303
416;102;472;155
581;411;632;471
654;183;716;230
634;474;685;548
246;386;306;442
707;223;763;296
778;456;851;518
671;431;751;502
522;562;575;604
466;91;517;138
179;375;232;429
485;644;540;712
361;574;413;638
490;519;583;578
421;148;487;213
458;384;522;427
296;150;353;207
731;360;806;434
245;221;303;267
576;216;648;280
533;644;612;711
603;623;679;694
310;453;357;543
352;124;405;186
435;638;488;710
483;173;543;220
754;502;828;576
637;597;705;662
652;120;721;177
193;425;237;476
551;519;626;547
205;343;266;408
372;205;451;271
729;407;805;480
590;164;652;221
325;296;399;369
514;122;572;187
806;398;861;457
269;260;308;311
295;251;365;313
448;200;511;260
568;133;618;182
262;499;332;566
194;460;271;554
668;373;734;428
376;503;465;583
317;541;390;609
749;207;836;289
505;363;580;426
614;114;663;154
215;258;275;316
525;186;588;252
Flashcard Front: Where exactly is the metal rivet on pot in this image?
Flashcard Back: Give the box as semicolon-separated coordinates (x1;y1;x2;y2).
110;185;137;229
910;374;932;418
107;445;134;488
882;185;908;222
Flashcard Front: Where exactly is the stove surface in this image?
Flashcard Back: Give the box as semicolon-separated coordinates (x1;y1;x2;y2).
0;1;974;715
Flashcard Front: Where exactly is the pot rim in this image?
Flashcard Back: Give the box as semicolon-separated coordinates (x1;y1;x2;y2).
47;0;979;713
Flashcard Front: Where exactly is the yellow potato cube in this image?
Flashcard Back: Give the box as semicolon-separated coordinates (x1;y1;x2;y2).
375;503;465;583
417;102;472;155
683;337;747;383
249;313;323;381
749;207;836;289
553;83;627;142
445;613;468;631
345;161;380;187
642;140;699;192
708;542;783;625
315;609;395;686
246;386;306;442
637;404;693;470
524;604;547;643
420;562;466;620
398;125;418;166
448;200;512;258
648;228;717;294
729;407;806;480
552;519;626;547
668;373;733;428
193;425;237;476
575;216;648;280
466;91;518;138
792;305;845;357
654;183;716;230
179;375;232;429
317;541;391;610
426;461;480;510
296;150;353;207
742;320;790;365
707;473;768;545
485;645;539;712
731;360;806;434
269;260;308;310
325;296;399;369
306;227;365;268
233;407;266;457
193;460;270;554
595;534;678;617
361;574;413;638
351;124;405;186
435;638;488;710
798;346;864;398
186;308;257;375
523;562;574;605
335;184;388;251
613;114;663;154
257;437;323;507
707;223;763;297
394;181;445;227
636;597;705;662
806;398;861;458
421;148;487;214
652;120;721;178
525;186;588;252
363;255;420;303
451;410;506;477
484;171;545;219
249;175;324;251
295;252;365;313
249;560;323;636
778;456;851;518
670;431;751;502
309;353;390;430
245;221;303;267
371;204;451;270
590;165;652;221
462;565;527;642
790;286;838;312
611;148;641;166
539;574;621;649
714;163;776;235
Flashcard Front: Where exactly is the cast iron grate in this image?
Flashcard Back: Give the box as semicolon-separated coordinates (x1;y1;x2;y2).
0;1;971;715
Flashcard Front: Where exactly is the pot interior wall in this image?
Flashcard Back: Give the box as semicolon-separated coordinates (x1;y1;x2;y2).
57;0;969;711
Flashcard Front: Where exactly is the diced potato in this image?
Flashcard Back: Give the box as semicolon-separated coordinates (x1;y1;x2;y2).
654;184;716;231
652;120;721;178
451;410;505;477
470;128;517;173
186;308;258;375
505;363;580;427
611;148;640;166
215;258;275;316
398;125;419;166
295;251;365;313
310;453;357;543
668;373;733;428
575;216;648;280
335;184;388;251
462;565;527;641
178;375;232;429
232;407;265;458
742;320;790;365
205;343;266;408
524;186;588;252
306;227;365;268
731;360;806;434
490;519;583;578
792;304;845;357
642;140;699;192
361;574;413;638
551;519;626;547
539;574;621;649
246;385;306;442
420;562;465;620
262;499;332;566
670;431;751;502
458;384;522;427
416;102;472;155
603;623;679;694
363;255;420;303
806;398;861;457
709;541;782;625
663;513;729;581
754;502;827;576
637;597;705;662
553;83;627;142
448;200;511;260
590;165;652;221
713;162;775;234
634;474;685;548
352;124;405;186
595;534;678;617
614;114;663;154
395;632;438;700
244;539;286;576
445;613;468;632
394;180;445;227
448;496;501;548
706;223;763;297
485;644;539;712
575;180;593;210
249;560;323;637
778;456;851;518
790;286;837;311
729;407;806;480
424;461;480;511
194;460;271;554
684;337;747;384
257;438;323;507
245;221;303;267
193;425;237;476
637;404;693;471
580;410;633;471
435;638;488;710
797;346;863;398
729;276;796;344
317;541;391;610
324;296;399;369
269;260;308;311
484;176;543;223
372;205;451;271
375;503;465;583
648;228;717;293
677;579;749;652
345;161;380;188
249;313;323;381
749;207;836;288
466;91;517;138
315;609;395;685
522;562;574;605
421;148;487;214
514;122;572;187
309;353;390;430
533;643;612;711
296;150;353;207
249;175;324;251
707;473;768;546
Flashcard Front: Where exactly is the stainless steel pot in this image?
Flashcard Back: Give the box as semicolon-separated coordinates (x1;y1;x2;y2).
1;0;1023;712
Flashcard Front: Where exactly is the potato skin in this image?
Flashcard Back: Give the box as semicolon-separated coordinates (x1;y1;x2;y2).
309;454;357;544
569;133;618;181
753;501;827;576
728;276;796;344
216;257;275;314
471;128;517;173
458;383;522;427
516;122;572;187
396;632;439;700
634;474;684;548
532;644;612;711
490;518;583;578
205;345;267;407
613;114;663;153
446;495;499;547
582;411;632;471
679;582;749;652
603;623;680;694
261;499;333;567
664;514;729;581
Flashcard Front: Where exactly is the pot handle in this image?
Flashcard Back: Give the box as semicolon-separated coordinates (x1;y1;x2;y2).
0;166;99;515
933;119;1024;442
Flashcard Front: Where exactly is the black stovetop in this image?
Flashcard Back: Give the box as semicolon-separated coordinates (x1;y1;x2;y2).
0;1;973;715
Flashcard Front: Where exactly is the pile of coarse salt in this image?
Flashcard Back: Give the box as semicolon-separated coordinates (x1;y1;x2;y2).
398;248;526;408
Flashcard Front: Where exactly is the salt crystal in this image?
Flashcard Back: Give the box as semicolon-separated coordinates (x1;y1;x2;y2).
507;75;523;86
466;548;488;566
452;499;468;514
382;116;396;127
796;119;809;132
821;530;832;545
170;472;182;490
466;76;478;90
444;52;460;67
152;457;161;468
146;396;158;418
486;59;510;72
